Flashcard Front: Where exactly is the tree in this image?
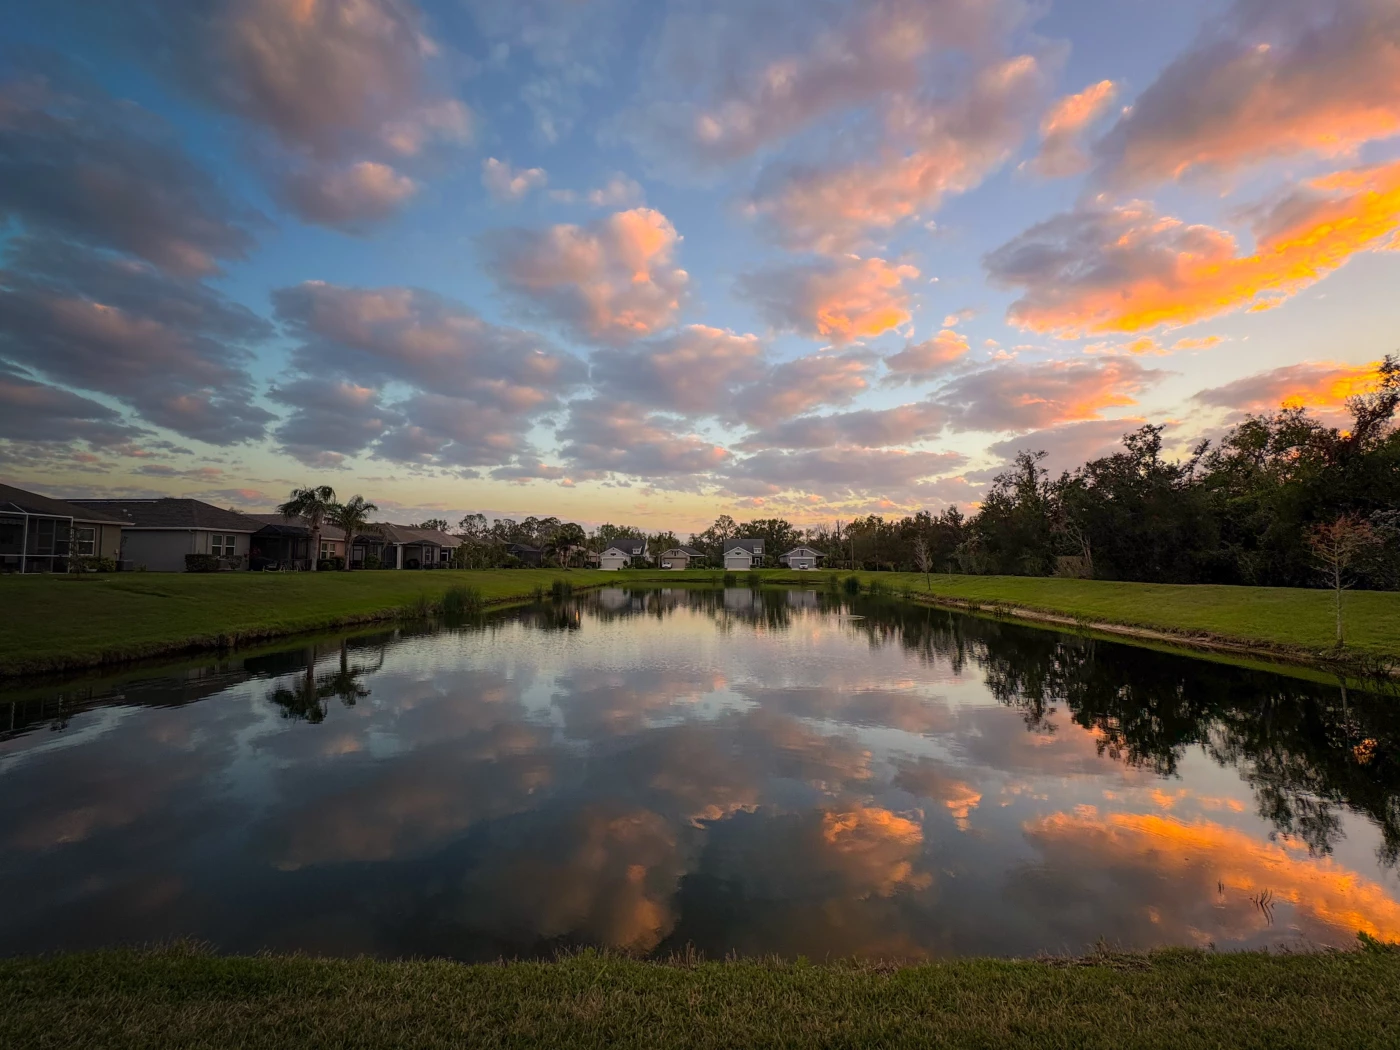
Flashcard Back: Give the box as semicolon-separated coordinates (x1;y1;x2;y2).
1309;514;1381;646
545;522;587;567
279;485;336;572
415;518;449;532
329;495;379;570
912;535;933;590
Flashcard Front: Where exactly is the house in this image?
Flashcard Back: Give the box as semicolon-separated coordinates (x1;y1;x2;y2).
67;497;260;571
245;515;348;570
351;524;460;569
779;545;826;570
723;538;765;570
657;545;706;570
599;539;649;570
0;483;125;573
504;542;544;567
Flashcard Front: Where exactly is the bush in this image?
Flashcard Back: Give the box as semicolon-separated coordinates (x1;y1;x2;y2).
722;571;738;586
867;577;891;596
842;574;862;595
441;585;483;618
551;579;574;601
317;557;346;572
744;570;762;588
363;555;381;570
69;556;117;573
185;554;219;573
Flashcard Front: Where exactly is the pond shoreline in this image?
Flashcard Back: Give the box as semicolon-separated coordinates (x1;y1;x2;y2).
4;570;1398;680
4;946;1398;1049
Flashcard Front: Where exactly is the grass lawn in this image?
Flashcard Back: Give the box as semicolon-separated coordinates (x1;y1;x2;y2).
841;572;1400;662
3;568;1398;676
2;947;1398;1049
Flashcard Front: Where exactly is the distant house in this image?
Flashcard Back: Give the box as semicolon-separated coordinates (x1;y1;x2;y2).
657;545;706;570
599;539;648;570
779;545;826;570
352;524;460;569
723;538;765;570
68;498;260;571
0;483;125;573
504;542;544;567
245;514;348;570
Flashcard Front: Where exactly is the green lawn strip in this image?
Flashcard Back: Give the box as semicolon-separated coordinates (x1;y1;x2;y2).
2;948;1398;1049
840;572;1400;661
4;569;1399;678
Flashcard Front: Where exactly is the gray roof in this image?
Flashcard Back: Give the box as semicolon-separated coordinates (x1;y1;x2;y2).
781;546;826;558
67;498;261;532
245;513;348;542
660;545;704;557
603;540;648;557
726;538;764;554
0;483;126;524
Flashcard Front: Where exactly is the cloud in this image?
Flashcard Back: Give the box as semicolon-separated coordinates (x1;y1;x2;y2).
1094;0;1400;187
724;446;966;501
0;237;273;444
882;329;970;384
590;325;764;415
279;161;418;231
732;351;875;423
558;399;731;479
482;158;548;202
933;358;1165;433
627;0;1016;169
986;418;1147;476
1193;360;1386;415
550;174;646;209
267;378;395;467
92;0;471;227
484;208;689;345
740;256;919;344
270;282;584;468
739;402;947;450
985;159;1400;336
745;54;1046;252
0;367;144;445
0;68;257;276
1028;79;1117;178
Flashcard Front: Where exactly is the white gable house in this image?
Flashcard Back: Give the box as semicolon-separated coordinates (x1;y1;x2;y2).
599;539;649;570
723;538;764;570
779;545;826;570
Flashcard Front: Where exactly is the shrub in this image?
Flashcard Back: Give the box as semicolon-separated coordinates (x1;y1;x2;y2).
317;557;346;572
744;570;762;588
441;585;483;618
551;579;574;601
185;553;219;573
867;577;890;596
363;554;381;570
722;571;737;586
70;556;117;573
842;574;861;595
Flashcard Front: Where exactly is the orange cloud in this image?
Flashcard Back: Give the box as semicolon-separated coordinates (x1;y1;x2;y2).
1030;79;1117;177
821;805;932;898
746;55;1044;252
742;256;919;343
485;208;689;345
883;329;970;383
1028;811;1400;942
989;159;1400;336
1097;0;1400;187
1195;360;1387;415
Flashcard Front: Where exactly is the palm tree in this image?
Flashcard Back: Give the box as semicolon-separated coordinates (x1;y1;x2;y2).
279;485;336;571
328;495;379;571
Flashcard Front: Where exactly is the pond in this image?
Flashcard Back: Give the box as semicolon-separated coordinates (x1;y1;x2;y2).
2;586;1398;961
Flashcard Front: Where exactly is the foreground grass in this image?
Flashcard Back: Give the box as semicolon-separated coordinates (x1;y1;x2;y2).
3;947;1398;1049
4;568;1399;676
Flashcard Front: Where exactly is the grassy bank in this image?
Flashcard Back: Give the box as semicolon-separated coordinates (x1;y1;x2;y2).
3;946;1399;1049
837;572;1400;664
4;568;1399;677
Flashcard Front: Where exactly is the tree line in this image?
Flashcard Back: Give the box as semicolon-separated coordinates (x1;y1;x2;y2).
421;356;1397;588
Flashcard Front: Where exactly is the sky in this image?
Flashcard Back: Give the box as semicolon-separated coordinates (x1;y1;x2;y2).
2;0;1398;535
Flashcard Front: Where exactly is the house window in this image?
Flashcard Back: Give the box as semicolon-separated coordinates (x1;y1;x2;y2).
74;528;95;556
320;540;332;558
213;535;237;557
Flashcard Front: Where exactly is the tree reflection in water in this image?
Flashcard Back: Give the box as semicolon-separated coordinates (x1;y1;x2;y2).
268;639;386;723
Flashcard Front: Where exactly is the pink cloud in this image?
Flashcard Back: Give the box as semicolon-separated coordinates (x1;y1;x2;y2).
485;208;689;345
482;158;548;202
591;325;764;415
1096;0;1400;186
740;255;919;344
733;351;875;423
934;358;1166;433
883;329;970;384
1029;79;1117;178
1193;360;1387;415
280;161;417;231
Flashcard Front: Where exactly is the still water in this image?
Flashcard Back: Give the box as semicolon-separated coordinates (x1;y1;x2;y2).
2;587;1398;961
